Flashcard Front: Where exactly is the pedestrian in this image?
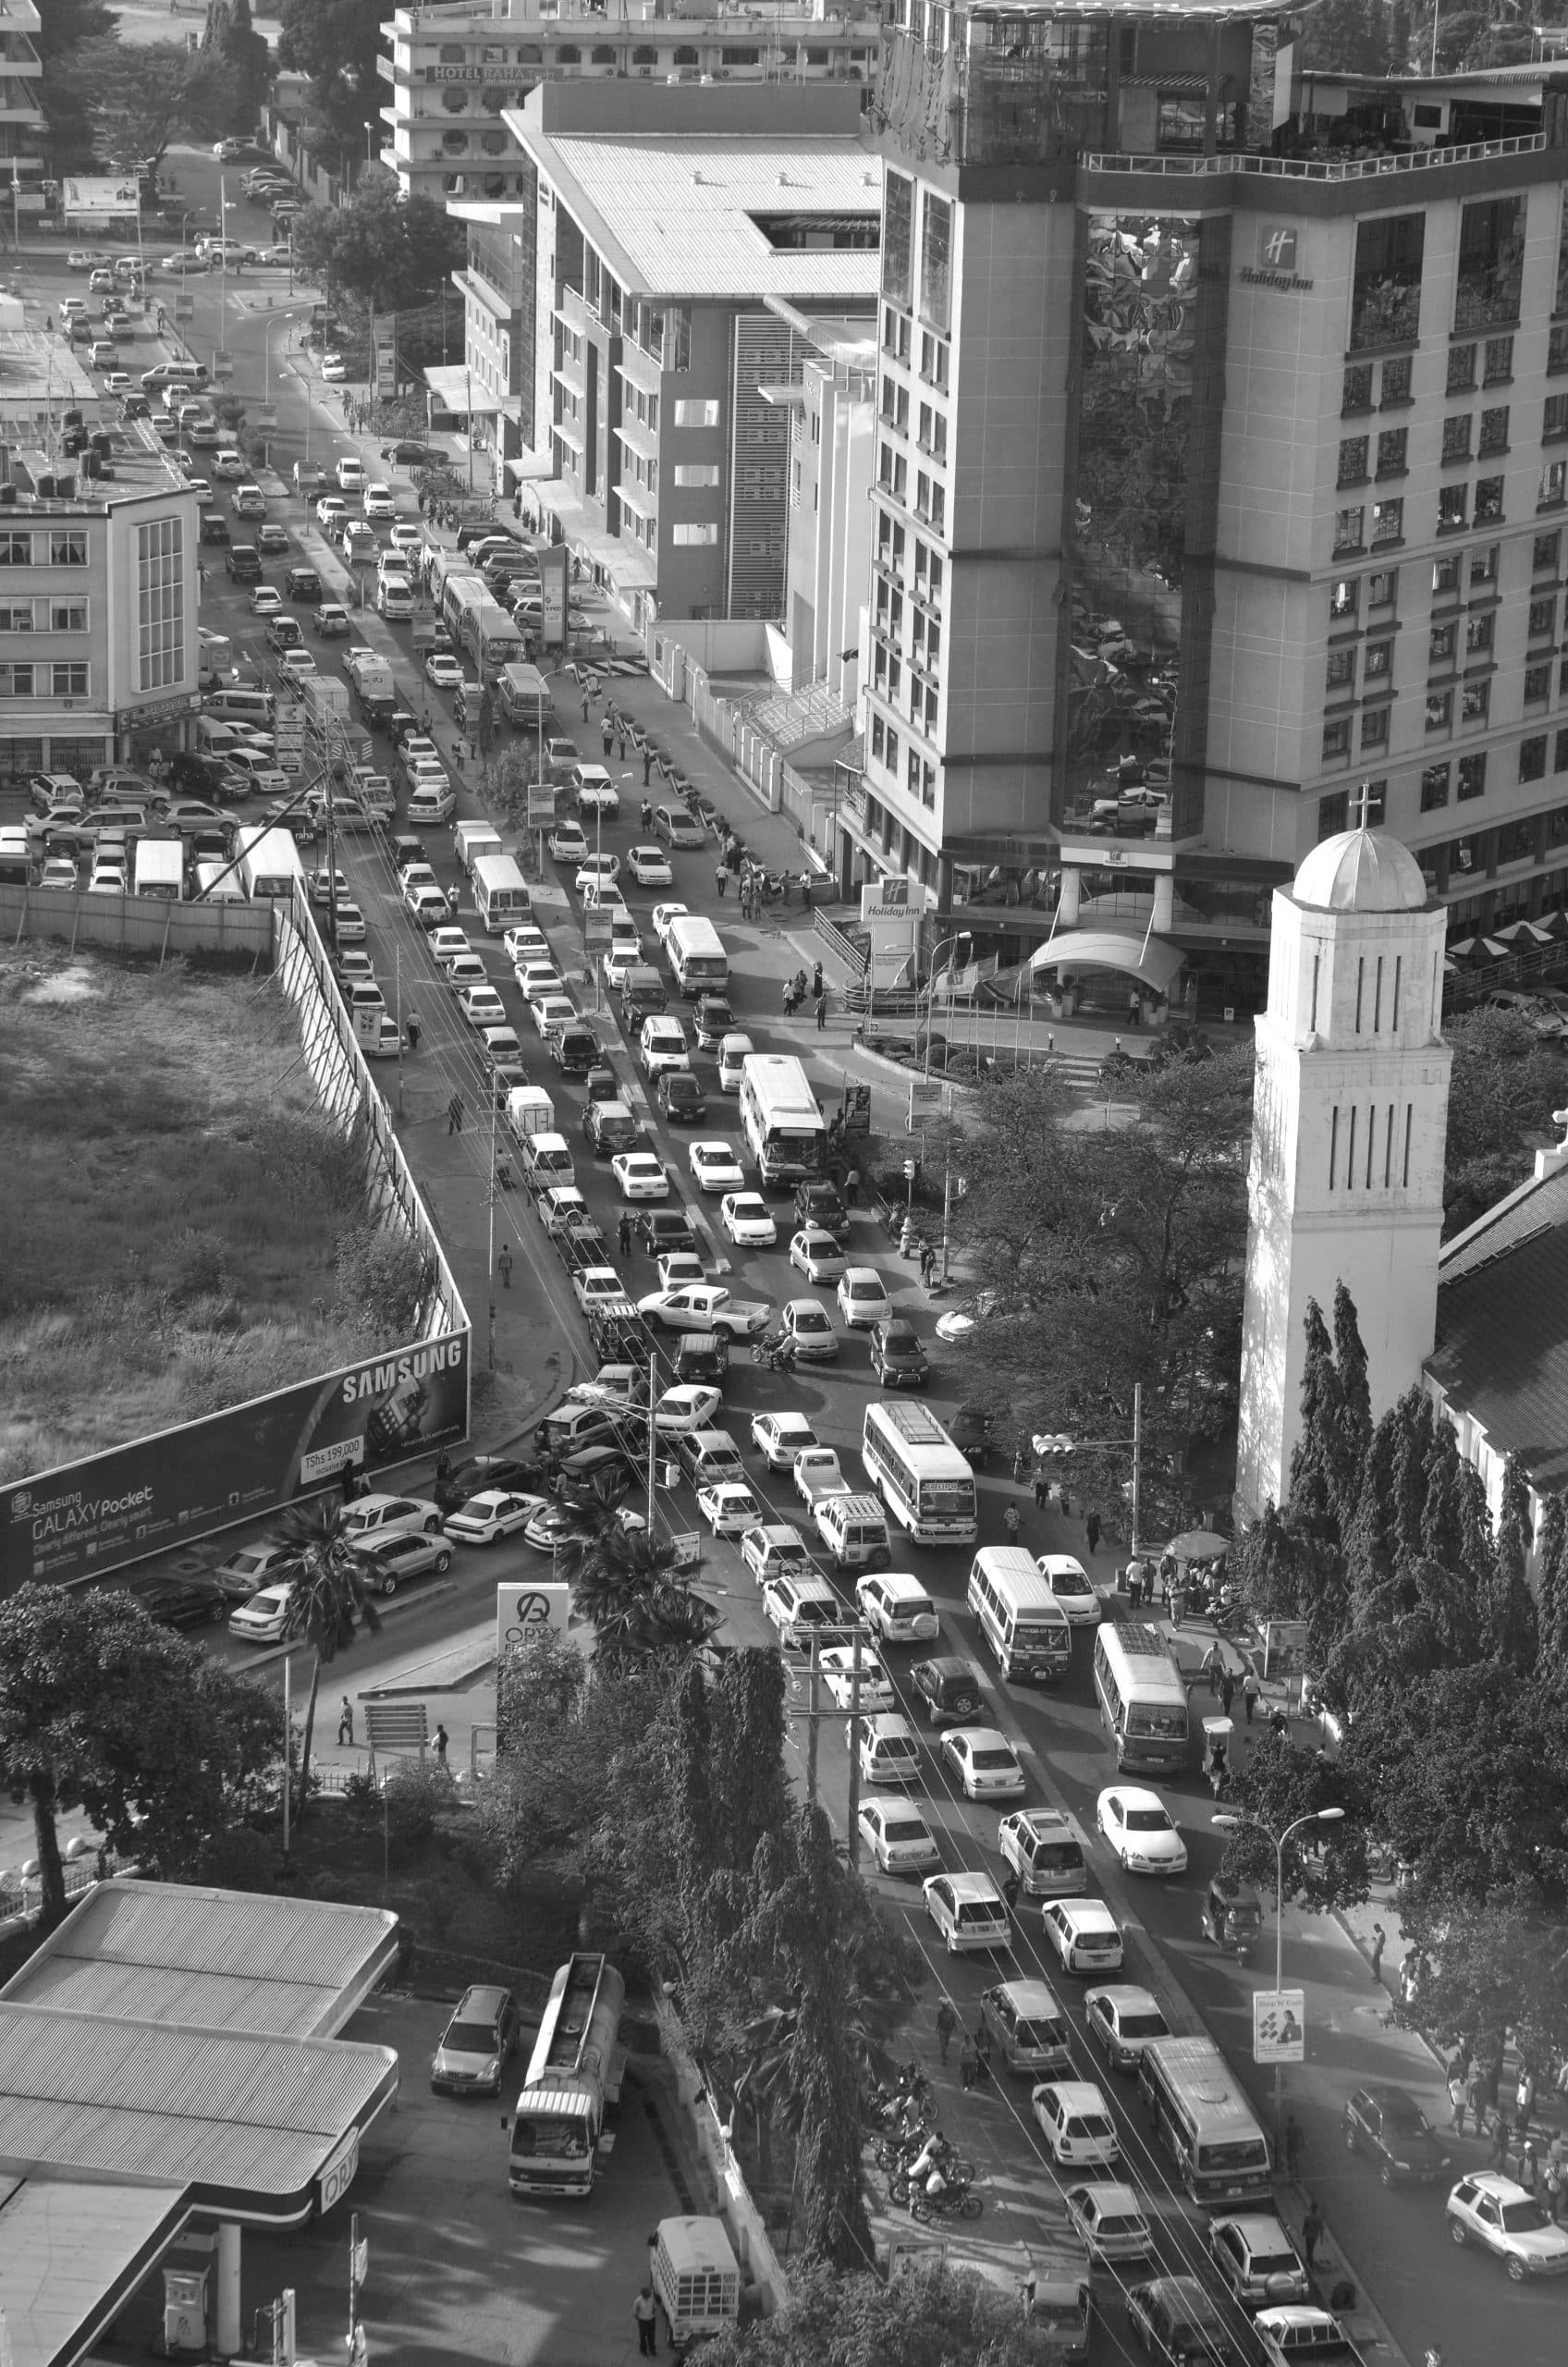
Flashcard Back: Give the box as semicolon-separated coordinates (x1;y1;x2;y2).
632;2282;658;2358
1201;1639;1224;1698
1059;1485;1072;1519
1011;1446;1026;1485
1002;1870;1022;1911
619;1211;632;1254
1219;1669;1236;1718
815;991;827;1031
1517;2065;1537;2136
337;1694;354;1746
1035;1470;1049;1510
1125;1554;1144;1608
1003;1502;1021;1544
582;692;591;722
447;883;461;918
1157;1549;1175;1602
1466;2064;1485;2131
1085;1510;1102;1555
959;2031;978;2091
974;2021;992;2084
619;730;628;761
935;1998;957;2066
407;1012;421;1051
435;1723;448;1768
844;1164;859;1207
1269;1704;1289;1742
498;1243;512;1288
602;722;613;760
715;863;727;899
1243;1667;1261;1726
641;799;654;832
1283;2113;1305;2182
339;1457;357;1507
1448;2064;1468;2135
643;748;653;787
1548;2152;1564;2224
447;1092;464;1134
1520;2140;1541;2198
1301;2200;1323;2271
813;960;824;999
1128;988;1141;1028
920;1241;937;1289
1489;2109;1512;2172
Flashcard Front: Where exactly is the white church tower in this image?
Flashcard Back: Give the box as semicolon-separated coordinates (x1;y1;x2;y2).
1235;818;1452;1521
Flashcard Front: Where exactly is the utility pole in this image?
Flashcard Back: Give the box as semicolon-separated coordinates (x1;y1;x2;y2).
805;1636;821;1807
646;1352;657;1530
845;1628;864;1870
486;1090;498;1371
395;944;403;1117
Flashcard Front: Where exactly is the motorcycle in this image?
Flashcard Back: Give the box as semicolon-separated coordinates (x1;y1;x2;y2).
752;1333;798;1371
909;2177;984;2223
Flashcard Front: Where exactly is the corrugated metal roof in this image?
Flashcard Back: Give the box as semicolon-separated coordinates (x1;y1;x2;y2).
1429;1178;1568;1490
0;2007;397;2220
0;2177;188;2367
3;1881;399;2040
533;132;882;299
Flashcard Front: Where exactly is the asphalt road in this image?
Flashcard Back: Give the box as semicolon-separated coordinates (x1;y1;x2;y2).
17;163;1562;2367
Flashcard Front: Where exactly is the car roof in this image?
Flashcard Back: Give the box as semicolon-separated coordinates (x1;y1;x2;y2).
1056;1899;1119;1927
1085;1981;1160;2010
989;1977;1062;2012
949;1725;1011;1751
942;1870;1004;1900
456;1983;511;2016
870;1572;929;1597
1214;2211;1292;2241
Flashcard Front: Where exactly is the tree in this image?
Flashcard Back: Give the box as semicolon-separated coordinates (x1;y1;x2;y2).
53;36;245;174
701;2258;1046;2367
1216;1732;1370;1914
202;0;271;135
291;176;465;316
1296;0;1391;73
271;1500;381;1821
34;0;117;172
0;1584;284;1922
277;0;386;157
1537;1492;1568;1671
569;1514;718;1665
1441;1007;1562;1236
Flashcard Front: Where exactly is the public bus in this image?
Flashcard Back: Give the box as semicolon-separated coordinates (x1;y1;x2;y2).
666;913;729;998
1137;2036;1272;2207
445;574;524;678
1092;1621;1190;1773
505;1952;627;2200
439;570;488;644
861;1399;978;1546
738;1052;826;1185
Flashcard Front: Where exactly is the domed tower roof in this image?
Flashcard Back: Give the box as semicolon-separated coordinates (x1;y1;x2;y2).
1292;827;1427;915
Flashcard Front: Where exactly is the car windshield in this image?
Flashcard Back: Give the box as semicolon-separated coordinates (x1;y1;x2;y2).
227;1551;267;1575
1500;2199;1554;2233
1125;1809;1172;1832
445;2020;496;2053
1197;2138;1269;2171
849;1281;880;1299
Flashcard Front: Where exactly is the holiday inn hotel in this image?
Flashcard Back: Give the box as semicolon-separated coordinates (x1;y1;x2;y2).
859;7;1568;1009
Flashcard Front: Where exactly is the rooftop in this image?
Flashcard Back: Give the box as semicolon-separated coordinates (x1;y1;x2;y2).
1292;828;1429;916
1429;1155;1568;1492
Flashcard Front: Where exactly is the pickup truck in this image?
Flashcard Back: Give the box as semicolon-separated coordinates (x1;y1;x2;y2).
636;1283;770;1339
792;1447;851;1513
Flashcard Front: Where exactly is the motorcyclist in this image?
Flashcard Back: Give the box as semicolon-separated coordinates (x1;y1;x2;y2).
909;2130;949;2185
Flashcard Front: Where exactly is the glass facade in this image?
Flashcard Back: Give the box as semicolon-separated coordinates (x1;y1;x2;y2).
883;171;913;306
1454;195;1525;333
1350;212;1424;351
1061;210;1228;841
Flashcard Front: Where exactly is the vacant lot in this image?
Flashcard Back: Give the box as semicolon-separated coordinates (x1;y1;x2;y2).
0;946;412;1485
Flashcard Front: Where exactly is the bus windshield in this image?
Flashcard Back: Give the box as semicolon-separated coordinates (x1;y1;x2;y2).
1197;2136;1268;2172
1014;1622;1066;1653
512;2113;591;2158
920;1479;976;1515
1127;1703;1186;1736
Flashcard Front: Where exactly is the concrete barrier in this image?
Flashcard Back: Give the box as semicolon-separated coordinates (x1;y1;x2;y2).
0;882;274;960
652;1990;789;2315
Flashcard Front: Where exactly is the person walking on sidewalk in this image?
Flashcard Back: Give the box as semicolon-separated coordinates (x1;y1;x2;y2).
643;747;653;786
1449;2063;1469;2136
715;862;727;899
1201;1638;1225;1698
498;1243;513;1288
935;1999;957;2066
1085;1510;1101;1555
1301;2201;1324;2271
632;2283;658;2357
1243;1667;1261;1725
337;1695;354;1746
1219;1668;1236;1719
435;1724;448;1769
619;1210;632;1255
815;989;827;1031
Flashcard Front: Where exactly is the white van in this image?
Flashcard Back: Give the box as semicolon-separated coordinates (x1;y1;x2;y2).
519;1131;575;1192
980;1978;1073;2076
666;913;729;998
455;819;502;873
717;1032;753;1094
968;1546;1072;1685
205;687;275;725
194;859;246;902
815;1491;891;1572
506;1085;555;1143
133;838;183;900
196;716;241;756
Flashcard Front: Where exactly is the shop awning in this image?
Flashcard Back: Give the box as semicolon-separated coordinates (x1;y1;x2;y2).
423;365;475;416
1029;929;1185;995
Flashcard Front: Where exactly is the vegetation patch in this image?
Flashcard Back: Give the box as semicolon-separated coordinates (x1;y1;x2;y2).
0;945;427;1484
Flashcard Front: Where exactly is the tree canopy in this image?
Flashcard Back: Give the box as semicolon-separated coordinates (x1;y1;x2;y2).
702;2258;1045;2367
276;0;391;166
48;36;250;172
1440;1006;1562;1236
291;174;467;316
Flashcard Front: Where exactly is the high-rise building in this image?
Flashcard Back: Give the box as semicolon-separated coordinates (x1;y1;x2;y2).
380;0;879;206
862;13;1568;1015
0;0;43;205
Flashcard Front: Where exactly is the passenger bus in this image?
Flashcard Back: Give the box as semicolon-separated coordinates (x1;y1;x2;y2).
1137;2036;1272;2208
1092;1622;1190;1773
862;1400;978;1546
666;913;729;998
505;1952;627;2199
738;1052;826;1185
470;596;525;678
439;570;489;644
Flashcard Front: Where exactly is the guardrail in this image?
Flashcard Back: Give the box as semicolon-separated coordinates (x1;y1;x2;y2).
1082;133;1545;180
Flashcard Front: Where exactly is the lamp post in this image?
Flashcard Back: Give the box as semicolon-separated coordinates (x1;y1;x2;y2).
1212;1804;1344;2155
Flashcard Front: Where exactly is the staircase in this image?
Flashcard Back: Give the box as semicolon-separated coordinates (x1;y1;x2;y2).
743;674;853;753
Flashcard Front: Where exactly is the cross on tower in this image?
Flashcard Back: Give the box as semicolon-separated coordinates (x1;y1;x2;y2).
1349;780;1378;830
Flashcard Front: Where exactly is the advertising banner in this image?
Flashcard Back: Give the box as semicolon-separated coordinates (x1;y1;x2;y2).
62;177;141;221
0;1331;471;1594
539;545;570;650
1252;1989;1305;2064
495;1581;576;1664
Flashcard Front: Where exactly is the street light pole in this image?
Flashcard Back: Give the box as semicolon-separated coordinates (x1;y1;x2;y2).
1212;1804;1344;2158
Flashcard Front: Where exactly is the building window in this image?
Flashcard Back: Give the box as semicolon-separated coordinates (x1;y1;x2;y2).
1438;484;1467;532
1433;554;1462;596
1350;211;1424;350
1318;791;1349;839
1543;460;1568;509
1535;529;1562;574
883;170;913;308
1327;647;1356;692
1468;612;1495;656
1333;506;1365;554
437;43;465;62
1551;325;1568;376
1458;752;1487;798
1361;706;1390;751
1365;638;1392;681
1323;717;1352;761
1429;619;1457;666
1381;355;1413;405
1338;436;1369;486
919;190;952;335
1529;595;1556;639
0;664;34;695
1329;577;1358;623
671;522;718;545
672;463;719;487
1455;196;1525;333
1421;762;1451;810
1342;363;1373;413
51;663;89;695
673;399;719;426
1471;544;1499;586
1521;735;1549;781
1557;728;1568;772
136;516;184;693
1427;688;1453;730
1442;414;1472;466
1368;568;1398;607
1462;679;1490;723
1485;335;1514;384
48;532;87;566
442;88;468;112
1376;427;1407;476
1448;344;1477;395
1526;663;1552;704
1547;396;1568;444
1479;405;1510;455
1476;476;1504;523
1372;497;1403;545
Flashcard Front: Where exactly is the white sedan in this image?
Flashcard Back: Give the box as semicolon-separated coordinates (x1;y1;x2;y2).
389;521;423;553
697;1481;765;1536
574;853;621;893
789;1227;846;1283
458;984;508;1029
444;1489;548;1546
654;1385;723;1434
837;1267;893;1329
690;1140;745;1194
611;1150;670;1201
528;990;577;1038
321;352;348;382
425;652;463;690
817;1645;895;1711
602;945;642;991
941;1726;1026;1800
315;496;347;530
627;844;674;887
572;1266;626;1316
1038;1552;1102;1625
504;925;551;965
1096;1787;1188;1874
652;901;690;949
720;1193;777;1247
249;584;283;616
750;1411;820;1469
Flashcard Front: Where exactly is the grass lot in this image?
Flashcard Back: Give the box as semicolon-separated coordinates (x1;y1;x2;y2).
0;946;411;1485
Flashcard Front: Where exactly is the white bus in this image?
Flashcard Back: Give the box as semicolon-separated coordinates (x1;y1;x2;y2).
862;1400;978;1546
738;1053;826;1186
666;913;729;998
1092;1621;1190;1774
472;851;531;932
1137;2036;1272;2208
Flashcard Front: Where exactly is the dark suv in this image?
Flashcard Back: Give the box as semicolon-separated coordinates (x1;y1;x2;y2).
620;966;668;1028
583;1098;641;1157
656;1070;706;1123
793;1179;850;1242
285;563;323;603
870;1319;928;1388
551;1025;598;1077
225;543;262;583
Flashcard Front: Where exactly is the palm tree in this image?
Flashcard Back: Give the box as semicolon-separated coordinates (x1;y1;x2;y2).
272;1499;382;1822
569;1514;718;1664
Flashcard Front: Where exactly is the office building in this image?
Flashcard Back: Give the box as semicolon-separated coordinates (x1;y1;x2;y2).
860;14;1568;1014
380;0;879;206
777;305;876;705
465;81;878;630
0;377;202;779
0;0;44;205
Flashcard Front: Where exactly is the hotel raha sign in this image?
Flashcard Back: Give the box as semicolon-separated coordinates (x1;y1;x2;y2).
1240;223;1314;293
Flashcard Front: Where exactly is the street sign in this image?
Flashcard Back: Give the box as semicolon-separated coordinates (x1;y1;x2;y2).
1252;1990;1305;2064
174;295;194;320
669;1532;702;1568
213;348;234;378
411;624;436;650
526;785;557;824
583;914;613;948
